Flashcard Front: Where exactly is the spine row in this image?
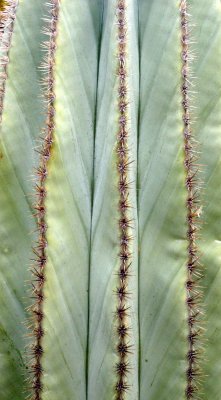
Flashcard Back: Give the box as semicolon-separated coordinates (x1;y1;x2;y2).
28;1;59;399
115;1;133;399
180;2;203;398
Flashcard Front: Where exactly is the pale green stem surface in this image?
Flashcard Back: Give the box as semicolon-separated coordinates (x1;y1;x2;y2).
1;1;221;399
138;1;188;399
41;1;102;399
0;0;45;398
191;1;221;398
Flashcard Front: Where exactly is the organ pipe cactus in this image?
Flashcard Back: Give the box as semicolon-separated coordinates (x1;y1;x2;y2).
0;0;221;399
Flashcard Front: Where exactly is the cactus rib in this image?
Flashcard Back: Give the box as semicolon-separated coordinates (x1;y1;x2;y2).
28;1;59;399
115;1;133;399
0;0;18;120
180;1;204;398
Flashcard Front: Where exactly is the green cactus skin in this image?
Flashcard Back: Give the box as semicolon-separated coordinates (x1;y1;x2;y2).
0;1;18;118
38;1;102;399
0;1;45;399
0;1;221;400
191;1;221;398
138;1;188;399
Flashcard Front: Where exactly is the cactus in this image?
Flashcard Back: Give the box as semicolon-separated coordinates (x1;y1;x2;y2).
0;1;221;399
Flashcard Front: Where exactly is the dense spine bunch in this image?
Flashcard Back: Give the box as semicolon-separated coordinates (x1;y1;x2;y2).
0;0;18;120
115;1;132;399
180;1;203;399
28;1;59;399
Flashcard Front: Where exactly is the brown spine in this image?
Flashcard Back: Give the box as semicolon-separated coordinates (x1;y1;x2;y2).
28;1;59;399
115;1;133;399
180;1;203;398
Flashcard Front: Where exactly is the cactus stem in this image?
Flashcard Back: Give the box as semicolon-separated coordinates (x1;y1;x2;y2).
28;1;59;399
0;0;18;122
180;1;204;399
115;1;133;399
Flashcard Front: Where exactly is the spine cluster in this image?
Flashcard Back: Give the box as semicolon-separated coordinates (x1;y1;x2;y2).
28;1;59;399
0;0;18;121
115;1;132;399
180;2;203;399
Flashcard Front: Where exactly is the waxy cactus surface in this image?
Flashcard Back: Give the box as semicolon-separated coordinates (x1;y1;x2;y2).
0;1;221;400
